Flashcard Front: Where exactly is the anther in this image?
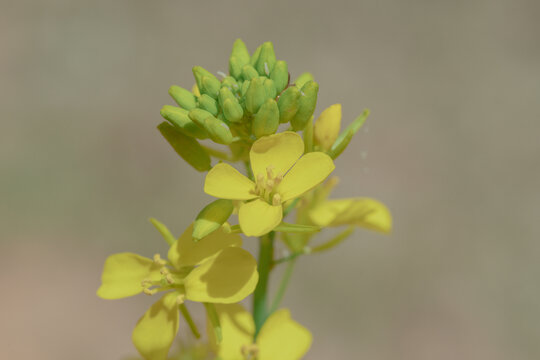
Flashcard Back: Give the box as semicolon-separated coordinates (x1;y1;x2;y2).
160;267;170;275
176;294;185;305
274;174;283;186
272;193;281;206
257;173;265;184
153;254;166;266
143;288;158;296
166;274;175;284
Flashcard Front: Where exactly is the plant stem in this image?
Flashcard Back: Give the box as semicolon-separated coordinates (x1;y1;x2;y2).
252;232;274;339
269;257;297;314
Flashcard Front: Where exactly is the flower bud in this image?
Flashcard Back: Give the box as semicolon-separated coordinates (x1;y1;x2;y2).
245;77;266;114
255;41;276;75
193;199;234;241
198;94;218;116
314;104;342;150
252;98;279;138
294;72;314;89
263;78;277;100
223;99;244;123
270;60;288;93
277;86;301;123
168;85;197;110
291;81;319;131
229;39;250;79
242;64;259;81
193;66;220;99
189;109;233;145
160;105;208;139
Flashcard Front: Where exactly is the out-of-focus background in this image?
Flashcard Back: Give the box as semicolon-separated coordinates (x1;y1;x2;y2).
2;0;539;359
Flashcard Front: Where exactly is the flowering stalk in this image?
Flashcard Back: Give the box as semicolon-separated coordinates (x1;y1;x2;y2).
96;39;393;360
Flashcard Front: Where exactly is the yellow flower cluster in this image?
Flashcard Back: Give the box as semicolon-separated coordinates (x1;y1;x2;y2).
97;39;392;360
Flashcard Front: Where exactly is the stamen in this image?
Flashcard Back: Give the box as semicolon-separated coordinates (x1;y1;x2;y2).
153;254;166;266
266;179;275;192
274;174;283;186
143;288;157;296
266;166;274;180
166;274;175;284
272;193;281;206
241;344;259;359
176;294;185;305
160;267;170;275
257;173;265;184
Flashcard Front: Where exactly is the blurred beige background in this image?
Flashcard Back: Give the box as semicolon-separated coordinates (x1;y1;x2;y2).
1;0;539;359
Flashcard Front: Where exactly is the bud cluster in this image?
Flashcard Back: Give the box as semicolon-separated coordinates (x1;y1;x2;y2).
159;39;319;166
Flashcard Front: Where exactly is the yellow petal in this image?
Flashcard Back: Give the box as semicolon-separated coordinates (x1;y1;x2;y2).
308;199;352;227
310;198;392;233
168;223;242;268
184;247;258;303
238;199;282;237
257;309;312;360
132;292;179;360
278;152;335;202
204;163;257;200
250;131;304;180
96;253;161;300
313;104;341;150
208;304;255;360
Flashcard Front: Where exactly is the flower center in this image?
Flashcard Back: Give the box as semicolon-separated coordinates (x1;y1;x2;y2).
253;165;283;205
140;254;189;296
241;343;259;360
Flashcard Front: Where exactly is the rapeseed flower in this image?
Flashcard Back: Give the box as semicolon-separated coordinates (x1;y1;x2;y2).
97;224;258;360
208;304;312;360
204;131;334;237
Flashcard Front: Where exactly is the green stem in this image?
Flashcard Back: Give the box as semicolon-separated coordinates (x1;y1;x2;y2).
269;258;297;314
179;303;200;339
252;232;274;339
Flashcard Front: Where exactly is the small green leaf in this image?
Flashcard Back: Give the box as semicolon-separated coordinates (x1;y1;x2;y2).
157;122;211;172
193;199;234;241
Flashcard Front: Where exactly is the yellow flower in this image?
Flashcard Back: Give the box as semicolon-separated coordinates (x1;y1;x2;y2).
208;304;312;360
97;224;258;360
204;131;335;237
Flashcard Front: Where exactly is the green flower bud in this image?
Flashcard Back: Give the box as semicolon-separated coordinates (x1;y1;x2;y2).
218;86;236;107
241;80;250;96
242;64;259;81
255;41;276;76
157;122;211;172
189;109;233;145
168;85;197;110
245;77;266;114
223;99;244;123
277;86;301;123
193;66;220;99
291;81;319;131
270;60;289;94
263;78;277;100
192;199;234;241
250;44;262;66
229;39;250;79
329;109;369;159
294;72;314;89
198;94;218;116
160;105;208;139
221;76;239;91
252;98;279;138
